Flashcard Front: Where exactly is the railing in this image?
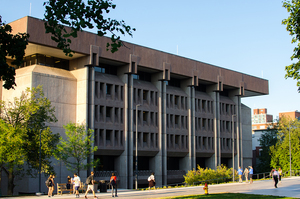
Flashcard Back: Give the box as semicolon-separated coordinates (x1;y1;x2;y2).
252;169;300;180
94;171;118;178
167;170;186;176
134;170;153;176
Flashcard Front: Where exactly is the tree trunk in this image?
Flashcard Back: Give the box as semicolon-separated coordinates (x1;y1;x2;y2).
0;167;2;196
7;170;14;195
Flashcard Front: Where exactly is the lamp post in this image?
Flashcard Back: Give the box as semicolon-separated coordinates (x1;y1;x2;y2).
232;114;236;182
135;104;141;190
36;129;42;195
289;122;292;177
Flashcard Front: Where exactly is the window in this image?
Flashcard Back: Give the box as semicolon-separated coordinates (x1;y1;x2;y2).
143;90;148;103
106;107;112;121
175;115;180;128
115;85;119;100
175;95;179;108
106;84;112;96
143;111;148;123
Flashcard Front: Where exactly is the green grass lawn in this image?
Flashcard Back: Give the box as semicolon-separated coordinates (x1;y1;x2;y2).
160;193;297;199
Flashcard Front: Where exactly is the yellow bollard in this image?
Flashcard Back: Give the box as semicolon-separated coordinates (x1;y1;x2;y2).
203;183;208;195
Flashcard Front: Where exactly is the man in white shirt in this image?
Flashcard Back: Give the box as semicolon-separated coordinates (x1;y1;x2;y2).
73;173;81;197
273;169;279;188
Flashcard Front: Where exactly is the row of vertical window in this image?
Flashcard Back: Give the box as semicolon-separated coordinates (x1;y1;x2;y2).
195;118;213;131
95;82;124;101
95;106;124;123
167;134;188;150
133;88;158;106
195;136;236;151
220;103;235;115
134;132;159;149
133;110;158;127
94;129;123;147
166;94;187;110
195;136;214;150
220;121;236;133
166;114;188;129
195;99;213;113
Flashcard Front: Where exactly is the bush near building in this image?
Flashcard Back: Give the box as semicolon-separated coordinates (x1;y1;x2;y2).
184;165;235;185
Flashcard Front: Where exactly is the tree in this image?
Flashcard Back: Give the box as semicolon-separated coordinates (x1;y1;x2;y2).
54;123;98;175
270;117;300;174
282;0;300;92
0;0;135;90
0;86;59;195
256;127;278;173
44;0;136;57
0;16;29;90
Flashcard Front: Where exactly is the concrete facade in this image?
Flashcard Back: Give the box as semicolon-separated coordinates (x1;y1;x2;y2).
1;16;269;194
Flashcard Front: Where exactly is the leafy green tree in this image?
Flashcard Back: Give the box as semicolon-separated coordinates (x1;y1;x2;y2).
44;0;136;57
0;16;29;90
270;117;300;174
0;86;59;195
256;127;278;173
282;0;300;92
55;123;98;175
1;0;135;90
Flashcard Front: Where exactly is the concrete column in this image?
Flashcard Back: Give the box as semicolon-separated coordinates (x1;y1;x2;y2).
151;73;167;187
180;79;196;171
207;86;220;169
115;66;133;189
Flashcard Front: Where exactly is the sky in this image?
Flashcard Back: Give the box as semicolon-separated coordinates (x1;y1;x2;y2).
1;0;300;119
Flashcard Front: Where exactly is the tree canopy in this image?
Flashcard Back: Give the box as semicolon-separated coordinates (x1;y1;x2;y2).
0;16;29;90
270;117;300;174
256;127;278;173
0;0;135;89
282;0;300;92
54;122;98;175
0;86;59;195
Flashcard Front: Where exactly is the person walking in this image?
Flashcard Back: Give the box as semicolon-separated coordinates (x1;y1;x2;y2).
273;168;279;188
278;168;282;183
85;171;97;199
249;166;254;184
238;167;243;183
46;175;54;197
110;172;118;197
73;173;81;198
67;176;71;190
243;167;249;183
148;172;156;190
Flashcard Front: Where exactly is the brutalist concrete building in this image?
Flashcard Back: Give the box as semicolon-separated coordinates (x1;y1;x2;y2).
2;16;268;194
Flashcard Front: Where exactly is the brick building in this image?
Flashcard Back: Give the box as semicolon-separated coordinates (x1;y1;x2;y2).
1;16;269;194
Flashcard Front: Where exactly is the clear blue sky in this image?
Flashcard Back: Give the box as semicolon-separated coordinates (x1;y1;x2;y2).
1;0;299;119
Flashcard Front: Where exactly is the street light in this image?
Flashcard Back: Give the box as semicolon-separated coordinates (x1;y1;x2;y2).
289;121;292;177
232;114;236;182
135;104;141;190
36;129;42;195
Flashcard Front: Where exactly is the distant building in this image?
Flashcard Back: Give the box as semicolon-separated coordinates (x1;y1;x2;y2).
279;110;300;120
252;108;273;131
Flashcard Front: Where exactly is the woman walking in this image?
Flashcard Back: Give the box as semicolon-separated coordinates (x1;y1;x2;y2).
47;175;55;197
278;168;282;183
243;167;249;183
148;172;156;190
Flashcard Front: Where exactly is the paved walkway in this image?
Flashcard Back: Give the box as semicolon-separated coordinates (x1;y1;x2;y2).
3;177;300;199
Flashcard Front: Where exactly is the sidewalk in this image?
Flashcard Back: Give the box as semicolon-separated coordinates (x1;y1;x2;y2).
3;177;300;199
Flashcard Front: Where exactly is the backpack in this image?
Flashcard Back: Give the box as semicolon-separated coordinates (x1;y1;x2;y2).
86;176;92;185
45;179;51;187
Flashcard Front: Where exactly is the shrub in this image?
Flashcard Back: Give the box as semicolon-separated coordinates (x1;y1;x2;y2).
184;164;236;185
